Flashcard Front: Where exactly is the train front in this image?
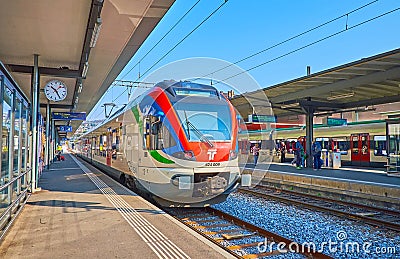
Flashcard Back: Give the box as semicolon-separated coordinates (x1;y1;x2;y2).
136;81;245;207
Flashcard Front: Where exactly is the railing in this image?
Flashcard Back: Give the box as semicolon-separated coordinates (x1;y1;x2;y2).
0;168;31;241
0;168;30;192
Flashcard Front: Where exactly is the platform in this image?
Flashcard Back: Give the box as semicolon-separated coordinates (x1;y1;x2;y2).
243;162;400;210
0;154;233;259
246;162;400;187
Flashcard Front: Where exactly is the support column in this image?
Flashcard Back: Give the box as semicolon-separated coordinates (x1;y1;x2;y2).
7;90;15;210
30;54;40;192
305;107;314;168
51;118;55;162
45;102;50;169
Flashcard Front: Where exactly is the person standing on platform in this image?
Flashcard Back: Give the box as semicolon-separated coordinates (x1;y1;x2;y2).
295;137;304;169
279;141;286;163
312;140;322;170
251;143;260;166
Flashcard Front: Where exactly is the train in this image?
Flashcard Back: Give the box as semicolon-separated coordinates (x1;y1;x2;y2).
240;120;388;167
73;80;246;207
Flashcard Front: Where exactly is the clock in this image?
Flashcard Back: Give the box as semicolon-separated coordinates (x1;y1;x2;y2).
44;79;67;102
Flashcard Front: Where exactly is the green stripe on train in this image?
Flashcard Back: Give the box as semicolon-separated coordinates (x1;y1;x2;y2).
149;150;175;164
132;106;143;135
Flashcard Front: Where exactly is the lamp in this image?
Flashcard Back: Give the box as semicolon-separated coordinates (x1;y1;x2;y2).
78;82;83;93
82;61;89;78
327;91;354;100
90;17;102;48
280;102;299;109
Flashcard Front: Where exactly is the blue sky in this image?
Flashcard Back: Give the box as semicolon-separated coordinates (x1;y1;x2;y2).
87;0;400;120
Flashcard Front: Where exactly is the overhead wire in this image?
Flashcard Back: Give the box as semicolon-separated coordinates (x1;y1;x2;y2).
119;0;202;80
198;0;379;80
136;0;229;82
86;0;203;122
109;0;229;106
216;7;400;84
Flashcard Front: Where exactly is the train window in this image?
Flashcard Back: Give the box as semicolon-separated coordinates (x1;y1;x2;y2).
352;136;359;154
361;136;368;155
174;102;232;141
143;115;163;150
286;139;296;154
338;140;349;155
373;135;386;156
161;124;175;150
316;138;329;150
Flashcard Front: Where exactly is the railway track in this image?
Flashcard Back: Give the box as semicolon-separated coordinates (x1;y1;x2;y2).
238;185;400;232
166;207;332;259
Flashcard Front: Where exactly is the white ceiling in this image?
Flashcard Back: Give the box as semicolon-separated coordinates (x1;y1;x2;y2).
0;0;175;135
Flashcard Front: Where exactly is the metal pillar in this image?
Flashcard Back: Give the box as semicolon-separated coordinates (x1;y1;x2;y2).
305;107;314;168
30;54;40;192
45;102;50;169
0;76;4;192
7;90;15;211
51;118;55;162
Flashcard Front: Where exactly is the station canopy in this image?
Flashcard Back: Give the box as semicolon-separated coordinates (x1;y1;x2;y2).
0;0;175;138
230;48;400;119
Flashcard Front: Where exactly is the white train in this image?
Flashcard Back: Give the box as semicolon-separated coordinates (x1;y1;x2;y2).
74;80;246;207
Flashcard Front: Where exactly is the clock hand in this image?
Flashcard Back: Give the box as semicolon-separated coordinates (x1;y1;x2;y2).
54;90;61;99
50;86;61;99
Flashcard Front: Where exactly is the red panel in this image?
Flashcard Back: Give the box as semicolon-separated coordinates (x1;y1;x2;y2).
351;133;370;163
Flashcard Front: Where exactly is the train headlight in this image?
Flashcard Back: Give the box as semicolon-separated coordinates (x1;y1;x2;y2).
229;150;238;160
172;150;195;160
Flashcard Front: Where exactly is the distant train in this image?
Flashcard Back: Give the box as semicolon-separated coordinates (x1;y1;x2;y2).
74;80;244;207
240;120;387;167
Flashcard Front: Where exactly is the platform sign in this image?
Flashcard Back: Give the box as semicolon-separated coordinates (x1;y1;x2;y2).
324;117;347;126
59;126;72;132
249;114;276;123
52;112;86;121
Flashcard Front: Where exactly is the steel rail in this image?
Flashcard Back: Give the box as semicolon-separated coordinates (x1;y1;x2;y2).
167;207;332;259
238;186;400;232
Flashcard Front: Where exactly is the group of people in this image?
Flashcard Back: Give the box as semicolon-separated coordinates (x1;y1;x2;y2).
279;137;322;170
250;138;323;170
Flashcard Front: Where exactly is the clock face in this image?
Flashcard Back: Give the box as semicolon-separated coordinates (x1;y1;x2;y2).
44;80;67;102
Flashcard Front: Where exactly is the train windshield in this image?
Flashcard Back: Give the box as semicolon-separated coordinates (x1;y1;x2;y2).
174;102;232;141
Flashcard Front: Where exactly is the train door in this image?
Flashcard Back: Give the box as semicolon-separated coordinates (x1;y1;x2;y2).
122;110;140;175
106;132;112;166
350;133;370;166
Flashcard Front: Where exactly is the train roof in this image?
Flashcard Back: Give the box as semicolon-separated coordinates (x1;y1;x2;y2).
76;80;228;140
155;80;223;101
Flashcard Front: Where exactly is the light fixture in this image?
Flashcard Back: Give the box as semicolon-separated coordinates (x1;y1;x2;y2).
78;83;83;93
82;61;89;78
327;91;354;100
280;102;300;109
90;17;102;48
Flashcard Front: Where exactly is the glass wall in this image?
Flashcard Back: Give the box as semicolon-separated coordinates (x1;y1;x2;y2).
0;63;30;229
0;86;12;215
21;106;28;189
